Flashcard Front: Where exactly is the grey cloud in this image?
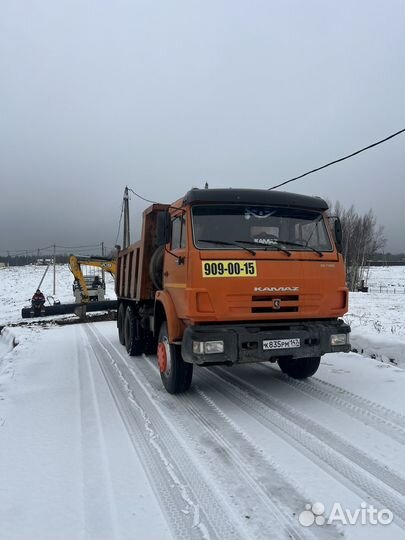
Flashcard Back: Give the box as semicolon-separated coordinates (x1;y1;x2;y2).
0;0;404;253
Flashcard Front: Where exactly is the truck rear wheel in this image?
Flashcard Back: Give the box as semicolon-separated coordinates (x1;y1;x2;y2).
117;303;126;345
124;306;144;356
157;322;193;394
277;356;321;379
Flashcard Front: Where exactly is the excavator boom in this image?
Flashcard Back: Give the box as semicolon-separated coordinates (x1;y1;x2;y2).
68;255;117;304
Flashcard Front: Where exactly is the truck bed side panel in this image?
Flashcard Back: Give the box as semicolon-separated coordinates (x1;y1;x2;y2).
117;204;168;302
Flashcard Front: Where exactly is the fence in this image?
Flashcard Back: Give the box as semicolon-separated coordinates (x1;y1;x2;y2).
365;286;405;294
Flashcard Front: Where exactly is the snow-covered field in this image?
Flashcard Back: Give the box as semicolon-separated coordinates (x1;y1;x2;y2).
346;266;405;367
0;266;404;540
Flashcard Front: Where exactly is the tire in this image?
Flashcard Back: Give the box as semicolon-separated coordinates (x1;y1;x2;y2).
149;246;165;290
157;322;193;394
117;303;126;346
277;356;321;379
124;306;144;356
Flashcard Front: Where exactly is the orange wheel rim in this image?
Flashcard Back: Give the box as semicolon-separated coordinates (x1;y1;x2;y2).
157;342;167;373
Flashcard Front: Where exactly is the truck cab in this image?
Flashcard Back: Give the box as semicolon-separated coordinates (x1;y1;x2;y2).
116;188;350;394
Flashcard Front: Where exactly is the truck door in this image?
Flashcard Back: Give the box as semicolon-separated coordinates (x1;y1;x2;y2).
164;213;188;319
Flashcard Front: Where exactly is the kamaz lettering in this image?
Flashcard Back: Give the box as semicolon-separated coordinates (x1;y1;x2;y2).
254;286;300;292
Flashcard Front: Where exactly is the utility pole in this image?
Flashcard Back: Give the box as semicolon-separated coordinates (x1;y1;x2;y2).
101;241;105;284
53;244;56;295
123;186;130;249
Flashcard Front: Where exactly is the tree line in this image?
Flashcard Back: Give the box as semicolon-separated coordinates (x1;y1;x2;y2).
331;202;387;291
0;250;116;267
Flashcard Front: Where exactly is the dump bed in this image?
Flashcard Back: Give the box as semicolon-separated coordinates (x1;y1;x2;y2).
116;203;168;301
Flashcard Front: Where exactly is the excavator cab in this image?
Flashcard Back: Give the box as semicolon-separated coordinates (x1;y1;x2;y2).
72;273;106;303
69;255;115;304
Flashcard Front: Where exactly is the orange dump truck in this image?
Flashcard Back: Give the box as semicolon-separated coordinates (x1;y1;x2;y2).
116;188;350;393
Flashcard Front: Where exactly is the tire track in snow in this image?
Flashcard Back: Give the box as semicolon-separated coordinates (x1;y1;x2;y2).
213;366;405;494
204;367;405;526
133;355;339;540
310;375;405;428
76;328;120;539
85;324;245;540
299;368;403;428
88;323;405;531
91;325;313;540
256;364;405;445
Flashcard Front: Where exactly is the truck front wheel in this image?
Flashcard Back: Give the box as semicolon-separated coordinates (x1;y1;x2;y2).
277;356;321;379
157;322;193;394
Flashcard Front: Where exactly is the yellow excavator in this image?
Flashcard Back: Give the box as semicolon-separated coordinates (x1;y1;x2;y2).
22;255;117;319
68;255;116;304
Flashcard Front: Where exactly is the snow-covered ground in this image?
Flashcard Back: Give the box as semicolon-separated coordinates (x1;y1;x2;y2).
0;266;404;540
345;266;405;367
0;264;116;325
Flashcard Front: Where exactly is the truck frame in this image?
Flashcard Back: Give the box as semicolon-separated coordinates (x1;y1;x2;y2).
116;188;350;393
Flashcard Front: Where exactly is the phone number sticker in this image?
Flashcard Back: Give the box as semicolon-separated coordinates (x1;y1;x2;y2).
202;260;257;278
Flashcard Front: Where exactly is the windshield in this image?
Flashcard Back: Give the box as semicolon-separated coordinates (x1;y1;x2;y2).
192;205;333;252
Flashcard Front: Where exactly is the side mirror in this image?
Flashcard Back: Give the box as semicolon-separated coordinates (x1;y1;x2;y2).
157;211;171;246
334;217;343;253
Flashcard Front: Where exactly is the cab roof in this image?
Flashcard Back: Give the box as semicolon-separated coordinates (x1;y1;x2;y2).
183;188;328;211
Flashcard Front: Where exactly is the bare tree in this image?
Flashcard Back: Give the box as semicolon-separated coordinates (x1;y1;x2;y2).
331;202;386;290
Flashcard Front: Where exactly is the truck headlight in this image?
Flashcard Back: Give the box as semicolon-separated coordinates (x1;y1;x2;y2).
193;340;224;354
330;334;348;346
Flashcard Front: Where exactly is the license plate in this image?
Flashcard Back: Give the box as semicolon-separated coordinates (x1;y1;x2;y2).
202;260;257;278
263;338;301;350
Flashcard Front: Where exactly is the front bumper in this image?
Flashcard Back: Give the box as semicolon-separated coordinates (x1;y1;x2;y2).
181;319;350;365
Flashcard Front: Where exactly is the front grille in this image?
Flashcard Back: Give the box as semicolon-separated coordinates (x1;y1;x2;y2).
251;294;300;314
226;293;301;315
252;295;299;302
252;306;299;313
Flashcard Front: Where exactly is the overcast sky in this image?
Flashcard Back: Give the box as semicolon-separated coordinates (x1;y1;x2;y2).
0;0;404;254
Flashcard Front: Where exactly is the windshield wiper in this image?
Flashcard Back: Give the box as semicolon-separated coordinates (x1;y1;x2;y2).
303;214;323;248
235;239;291;256
198;239;256;256
278;239;324;257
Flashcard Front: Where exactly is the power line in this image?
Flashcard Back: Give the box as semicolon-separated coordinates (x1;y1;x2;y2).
123;128;405;211
127;188;159;205
127;186;184;211
52;243;101;249
268;128;405;190
0;243;102;256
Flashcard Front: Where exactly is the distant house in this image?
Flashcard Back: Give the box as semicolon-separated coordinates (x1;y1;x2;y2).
0;262;6;268
35;258;53;266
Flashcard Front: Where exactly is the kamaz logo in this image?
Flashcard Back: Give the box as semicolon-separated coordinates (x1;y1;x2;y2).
254;286;299;292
